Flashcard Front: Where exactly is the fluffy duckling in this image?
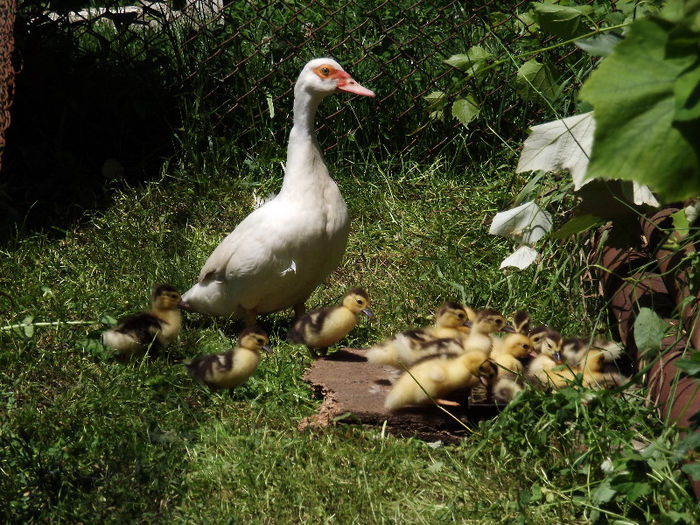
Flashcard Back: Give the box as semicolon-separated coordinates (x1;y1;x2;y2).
384;350;496;411
102;284;182;357
463;308;512;354
491;332;534;403
562;336;623;367
365;302;471;367
525;330;564;387
288;288;373;357
559;347;626;388
184;327;272;393
511;310;531;334
528;326;550;353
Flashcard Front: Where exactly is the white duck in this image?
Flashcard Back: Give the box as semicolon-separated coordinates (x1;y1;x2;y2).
180;58;375;326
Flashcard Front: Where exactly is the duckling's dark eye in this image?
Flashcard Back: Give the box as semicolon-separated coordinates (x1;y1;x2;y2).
356;299;363;305
457;312;465;319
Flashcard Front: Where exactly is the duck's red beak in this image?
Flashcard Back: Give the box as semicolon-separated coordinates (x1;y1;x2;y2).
335;71;375;97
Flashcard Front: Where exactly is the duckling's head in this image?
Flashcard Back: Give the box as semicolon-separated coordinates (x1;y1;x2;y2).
435;302;470;328
528;326;550;352
297;58;375;99
342;288;374;318
541;331;563;362
469;309;511;334
239;327;273;354
502;333;534;359
152;284;181;311
511;310;531;334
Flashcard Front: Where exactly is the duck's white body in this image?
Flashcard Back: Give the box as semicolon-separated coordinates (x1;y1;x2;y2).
181;59;374;322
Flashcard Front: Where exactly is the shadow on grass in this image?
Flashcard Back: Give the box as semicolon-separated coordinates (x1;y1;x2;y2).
1;12;182;242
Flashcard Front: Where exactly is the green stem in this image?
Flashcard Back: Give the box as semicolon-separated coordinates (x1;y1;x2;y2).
0;320;98;332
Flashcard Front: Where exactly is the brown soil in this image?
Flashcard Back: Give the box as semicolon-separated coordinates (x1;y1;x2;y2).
300;347;500;443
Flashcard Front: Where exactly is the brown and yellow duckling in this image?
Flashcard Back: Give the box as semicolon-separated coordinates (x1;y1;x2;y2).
102;284;182;357
463;308;513;354
365;302;472;368
288;288;373;357
185;326;272;393
384;350;496;411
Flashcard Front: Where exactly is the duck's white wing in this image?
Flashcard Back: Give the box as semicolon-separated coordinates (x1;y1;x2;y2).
198;205;274;283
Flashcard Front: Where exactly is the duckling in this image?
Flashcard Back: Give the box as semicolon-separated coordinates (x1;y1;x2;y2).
365;302;471;367
184;326;272;393
384;350;496;411
492;333;533;380
288;288;373;357
525;330;564;388
463;308;513;354
511;310;531;334
490;310;531;354
491;333;533;403
102;284;182;357
528;325;550;353
562;336;623;367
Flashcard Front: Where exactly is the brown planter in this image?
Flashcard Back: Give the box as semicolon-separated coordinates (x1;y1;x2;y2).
599;210;700;498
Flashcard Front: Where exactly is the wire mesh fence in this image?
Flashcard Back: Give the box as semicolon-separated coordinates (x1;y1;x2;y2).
3;0;613;232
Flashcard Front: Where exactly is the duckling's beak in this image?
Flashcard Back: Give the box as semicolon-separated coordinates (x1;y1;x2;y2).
502;325;516;333
362;307;374;319
263;344;273;354
553;351;563;363
464;320;473;328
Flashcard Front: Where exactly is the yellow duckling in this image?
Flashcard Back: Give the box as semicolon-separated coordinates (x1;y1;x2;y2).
384;350;496;411
288;288;373;357
463;308;512;354
102;284;182;357
491;333;533;403
526;330;564;388
184;327;272;393
365;302;471;367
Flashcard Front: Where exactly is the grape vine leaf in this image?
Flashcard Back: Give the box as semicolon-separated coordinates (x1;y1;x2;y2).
444;46;492;78
489;201;552;244
499;245;539;270
517;111;594;190
452;95;480;128
633;307;669;352
579;17;700;202
532;3;594;40
574;33;622;57
516;59;560;105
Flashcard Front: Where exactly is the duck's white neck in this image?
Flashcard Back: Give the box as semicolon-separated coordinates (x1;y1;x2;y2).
280;88;332;196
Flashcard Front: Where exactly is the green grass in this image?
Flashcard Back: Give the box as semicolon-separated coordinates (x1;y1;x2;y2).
1;142;697;523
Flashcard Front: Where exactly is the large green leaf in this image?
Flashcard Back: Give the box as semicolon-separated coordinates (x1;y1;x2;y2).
516;59;560;105
532;3;593;40
580;18;700;202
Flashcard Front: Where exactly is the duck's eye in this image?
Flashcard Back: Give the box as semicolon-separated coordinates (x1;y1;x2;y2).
316;65;333;77
457;312;465;319
356;299;363;304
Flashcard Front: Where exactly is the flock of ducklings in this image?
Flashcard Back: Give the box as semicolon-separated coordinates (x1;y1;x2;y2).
101;285;627;409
